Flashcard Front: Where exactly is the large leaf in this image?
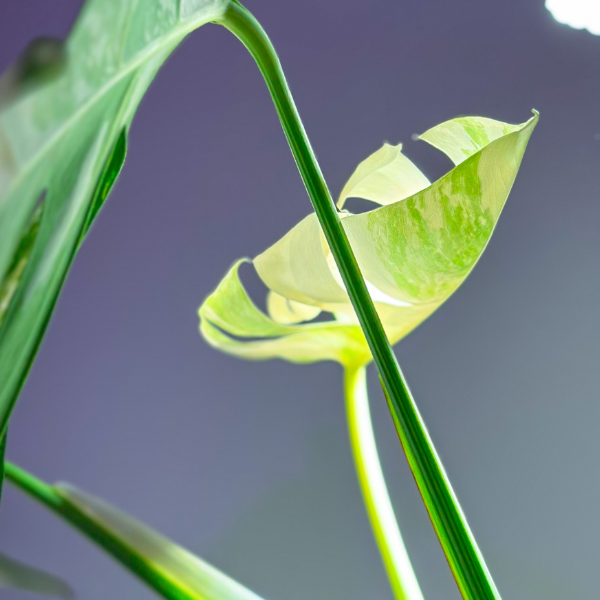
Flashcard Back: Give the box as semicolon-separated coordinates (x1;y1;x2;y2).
200;112;537;367
0;0;232;436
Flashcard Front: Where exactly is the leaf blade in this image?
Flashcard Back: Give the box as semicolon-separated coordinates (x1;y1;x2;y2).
338;143;429;209
343;112;538;307
199;260;370;365
0;0;231;435
5;462;264;600
56;483;264;600
201;112;537;364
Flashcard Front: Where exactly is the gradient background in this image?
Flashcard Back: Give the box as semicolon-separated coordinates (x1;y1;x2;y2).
1;1;599;599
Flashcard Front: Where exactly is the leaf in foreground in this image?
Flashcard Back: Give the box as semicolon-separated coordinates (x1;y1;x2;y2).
5;462;263;600
0;0;232;437
200;112;537;367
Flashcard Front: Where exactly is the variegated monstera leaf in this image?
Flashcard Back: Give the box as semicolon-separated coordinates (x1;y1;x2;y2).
199;112;538;368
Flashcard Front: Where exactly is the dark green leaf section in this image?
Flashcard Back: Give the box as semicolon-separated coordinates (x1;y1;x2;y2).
80;128;127;242
0;37;66;109
5;462;264;600
0;552;73;598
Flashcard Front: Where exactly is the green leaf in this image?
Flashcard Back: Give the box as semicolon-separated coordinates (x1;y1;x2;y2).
6;462;264;600
0;432;5;505
338;143;429;208
200;260;371;365
0;552;73;599
266;290;321;325
200;112;537;367
0;0;232;436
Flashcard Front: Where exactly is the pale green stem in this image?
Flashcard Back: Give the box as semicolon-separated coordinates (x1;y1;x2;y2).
345;365;424;600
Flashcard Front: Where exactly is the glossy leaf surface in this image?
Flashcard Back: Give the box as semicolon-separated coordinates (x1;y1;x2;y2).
0;0;231;436
200;112;537;366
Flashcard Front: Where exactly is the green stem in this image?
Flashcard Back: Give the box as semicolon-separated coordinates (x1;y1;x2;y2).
4;462;196;600
344;366;423;600
217;4;500;599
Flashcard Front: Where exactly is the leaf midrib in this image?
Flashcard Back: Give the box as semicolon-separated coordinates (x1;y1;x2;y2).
3;7;227;201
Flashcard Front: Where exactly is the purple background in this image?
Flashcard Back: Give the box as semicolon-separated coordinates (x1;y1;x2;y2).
1;1;600;599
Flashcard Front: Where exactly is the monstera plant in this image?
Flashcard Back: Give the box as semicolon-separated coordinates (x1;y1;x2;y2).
0;0;536;599
199;113;537;600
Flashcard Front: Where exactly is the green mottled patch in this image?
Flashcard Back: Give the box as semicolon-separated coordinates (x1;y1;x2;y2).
200;112;537;366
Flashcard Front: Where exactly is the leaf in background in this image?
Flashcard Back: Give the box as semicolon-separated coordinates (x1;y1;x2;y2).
6;461;265;600
0;37;66;109
0;433;5;505
200;112;537;367
0;552;73;598
54;483;265;600
0;0;232;436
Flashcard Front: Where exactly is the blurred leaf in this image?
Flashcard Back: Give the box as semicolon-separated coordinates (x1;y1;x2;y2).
0;552;73;598
55;483;265;600
0;433;5;504
0;0;232;436
0;37;66;109
200;112;537;366
6;462;265;600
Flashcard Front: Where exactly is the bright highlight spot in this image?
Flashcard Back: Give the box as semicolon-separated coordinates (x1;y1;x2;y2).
546;0;600;35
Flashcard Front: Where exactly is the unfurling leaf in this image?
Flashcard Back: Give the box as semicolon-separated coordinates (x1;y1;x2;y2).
200;112;537;367
0;0;232;436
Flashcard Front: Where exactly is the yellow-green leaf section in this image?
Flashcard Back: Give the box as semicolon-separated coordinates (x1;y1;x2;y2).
200;112;537;367
200;260;371;366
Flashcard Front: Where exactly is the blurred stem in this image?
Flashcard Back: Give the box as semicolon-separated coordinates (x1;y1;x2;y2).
217;4;501;599
4;462;196;600
344;366;423;600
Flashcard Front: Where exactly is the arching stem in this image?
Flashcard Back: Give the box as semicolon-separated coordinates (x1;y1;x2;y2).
217;4;501;599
